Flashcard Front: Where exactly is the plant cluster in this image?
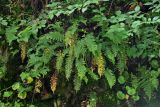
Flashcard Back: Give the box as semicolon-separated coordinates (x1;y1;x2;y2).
0;0;160;107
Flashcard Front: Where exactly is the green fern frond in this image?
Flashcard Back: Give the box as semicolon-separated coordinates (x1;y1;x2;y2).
65;47;74;80
84;34;98;56
105;24;128;44
117;50;127;72
87;69;99;80
76;59;87;80
74;75;81;92
47;32;64;42
56;51;65;72
104;69;116;88
74;40;86;58
143;82;152;100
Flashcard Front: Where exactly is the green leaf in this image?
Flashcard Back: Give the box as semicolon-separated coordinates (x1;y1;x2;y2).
3;91;13;97
14;101;21;107
76;59;87;80
18;92;27;99
104;69;116;88
87;69;99;80
18;26;32;42
126;87;136;95
117;91;125;100
106;50;115;64
12;82;20;90
132;95;140;101
105;24;128;44
89;92;97;107
118;76;125;84
151;60;159;69
84;34;98;56
20;72;29;81
65;48;74;80
74;76;81;92
56;52;65;72
5;26;18;45
135;6;140;12
144;84;152;100
151;78;159;90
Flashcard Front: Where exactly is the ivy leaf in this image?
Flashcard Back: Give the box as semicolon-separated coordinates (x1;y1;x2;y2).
104;69;116;88
126;86;136;95
118;76;126;84
18;92;27;99
117;91;125;100
12;82;20;90
132;95;140;101
20;72;30;81
14;101;21;107
3;91;13;97
26;77;33;84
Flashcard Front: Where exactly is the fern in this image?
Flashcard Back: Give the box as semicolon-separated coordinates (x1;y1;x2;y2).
84;34;98;56
117;49;127;72
74;75;81;92
88;92;97;107
39;31;64;44
87;68;99;81
104;69;116;88
49;32;64;42
5;26;18;45
143;82;152;100
50;73;58;93
64;25;77;47
74;40;86;58
19;41;28;63
76;59;87;80
105;24;128;44
65;47;74;80
56;51;65;72
96;53;105;77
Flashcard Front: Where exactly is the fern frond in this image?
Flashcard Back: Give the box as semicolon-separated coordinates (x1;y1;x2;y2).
19;41;28;63
96;54;105;77
87;69;99;80
74;40;86;58
64;25;77;47
143;82;152;100
76;59;87;80
38;32;64;46
65;47;74;80
34;79;43;93
74;75;81;92
117;50;127;72
50;32;64;42
104;69;116;88
84;34;98;56
56;51;65;72
50;73;58;93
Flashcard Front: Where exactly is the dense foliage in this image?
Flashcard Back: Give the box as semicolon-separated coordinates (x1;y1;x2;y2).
0;0;160;107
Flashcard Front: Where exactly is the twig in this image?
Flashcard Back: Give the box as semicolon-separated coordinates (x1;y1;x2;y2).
108;0;114;15
0;86;12;93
